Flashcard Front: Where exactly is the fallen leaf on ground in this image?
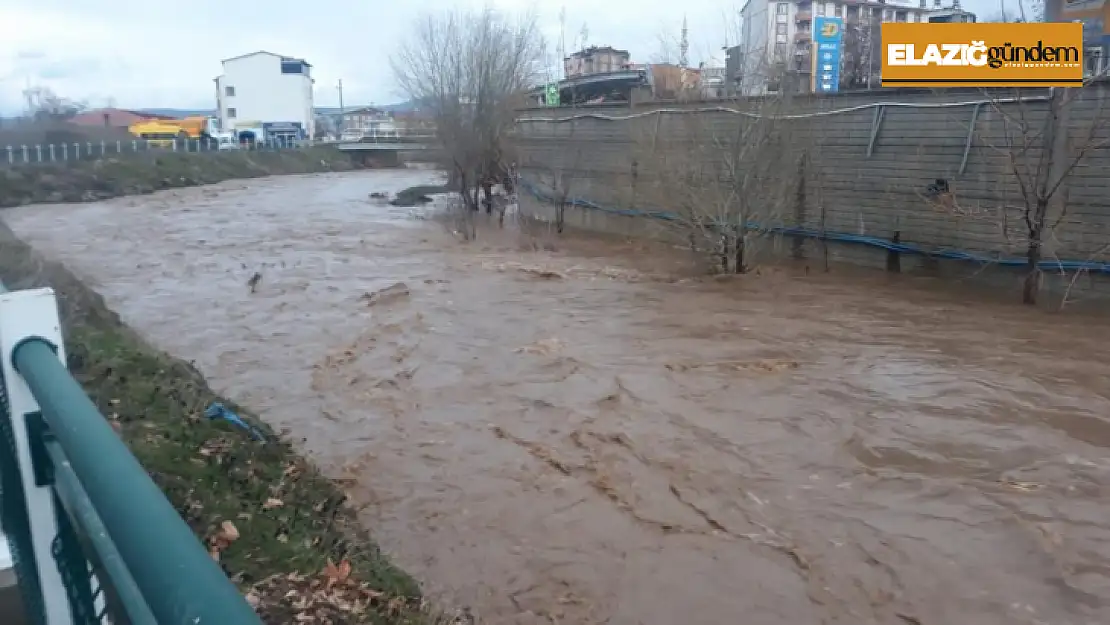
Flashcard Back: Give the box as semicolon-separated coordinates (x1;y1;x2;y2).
220;520;240;542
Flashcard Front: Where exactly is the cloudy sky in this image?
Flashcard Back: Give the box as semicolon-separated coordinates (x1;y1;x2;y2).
0;0;1001;115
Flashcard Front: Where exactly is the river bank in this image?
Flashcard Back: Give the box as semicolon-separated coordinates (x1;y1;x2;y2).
0;147;358;208
0;216;443;623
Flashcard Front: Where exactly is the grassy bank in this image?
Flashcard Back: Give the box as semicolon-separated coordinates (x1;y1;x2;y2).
0;223;444;623
0;147;358;208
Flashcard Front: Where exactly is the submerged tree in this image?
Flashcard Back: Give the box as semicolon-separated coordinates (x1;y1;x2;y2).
392;8;545;220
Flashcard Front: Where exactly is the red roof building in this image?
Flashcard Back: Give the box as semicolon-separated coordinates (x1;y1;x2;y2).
68;108;178;128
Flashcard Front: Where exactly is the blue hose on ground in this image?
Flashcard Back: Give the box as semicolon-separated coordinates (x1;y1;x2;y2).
517;177;1110;274
204;402;267;441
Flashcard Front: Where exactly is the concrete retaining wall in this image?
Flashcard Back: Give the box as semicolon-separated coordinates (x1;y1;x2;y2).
512;84;1110;303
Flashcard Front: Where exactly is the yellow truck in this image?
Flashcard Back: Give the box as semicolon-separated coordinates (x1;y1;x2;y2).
129;116;215;148
129;120;182;148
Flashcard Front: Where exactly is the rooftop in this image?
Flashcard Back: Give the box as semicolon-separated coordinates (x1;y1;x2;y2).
567;45;631;58
221;51;313;67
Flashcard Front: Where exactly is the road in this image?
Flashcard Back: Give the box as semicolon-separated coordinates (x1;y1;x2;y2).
5;170;1110;625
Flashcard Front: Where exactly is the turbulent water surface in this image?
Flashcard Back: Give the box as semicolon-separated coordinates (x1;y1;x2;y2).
6;170;1110;625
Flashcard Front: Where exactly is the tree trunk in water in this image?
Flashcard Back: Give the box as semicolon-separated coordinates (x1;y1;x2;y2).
734;229;746;274
482;181;493;214
555;199;566;234
1023;238;1042;305
459;171;473;211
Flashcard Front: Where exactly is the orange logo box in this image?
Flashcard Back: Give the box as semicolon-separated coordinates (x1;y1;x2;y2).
881;22;1084;87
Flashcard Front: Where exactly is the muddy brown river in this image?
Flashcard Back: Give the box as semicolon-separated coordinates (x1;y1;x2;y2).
5;170;1110;625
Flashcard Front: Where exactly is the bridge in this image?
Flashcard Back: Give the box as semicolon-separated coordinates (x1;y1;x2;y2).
0;281;263;624
332;130;435;152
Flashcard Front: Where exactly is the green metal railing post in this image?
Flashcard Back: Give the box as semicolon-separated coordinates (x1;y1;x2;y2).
0;293;262;625
12;337;262;624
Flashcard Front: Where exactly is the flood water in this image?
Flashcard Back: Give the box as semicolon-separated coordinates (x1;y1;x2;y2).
5;170;1110;625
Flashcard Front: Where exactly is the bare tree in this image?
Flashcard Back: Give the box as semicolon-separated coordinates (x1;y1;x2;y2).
652;27;682;65
636;98;801;274
392;8;545;229
977;87;1110;305
21;85;86;122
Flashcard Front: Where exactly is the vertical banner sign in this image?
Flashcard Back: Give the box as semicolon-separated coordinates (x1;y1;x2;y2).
811;17;845;94
545;83;560;107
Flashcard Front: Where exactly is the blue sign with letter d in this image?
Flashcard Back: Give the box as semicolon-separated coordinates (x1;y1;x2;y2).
812;16;845;94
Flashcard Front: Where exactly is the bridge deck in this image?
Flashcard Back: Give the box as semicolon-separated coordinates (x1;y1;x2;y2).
335;136;433;151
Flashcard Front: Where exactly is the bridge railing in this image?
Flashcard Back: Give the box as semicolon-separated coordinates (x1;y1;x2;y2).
337;127;438;143
0;282;261;624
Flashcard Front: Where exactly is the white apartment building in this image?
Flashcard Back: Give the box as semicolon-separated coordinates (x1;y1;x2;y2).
214;51;315;141
739;0;967;95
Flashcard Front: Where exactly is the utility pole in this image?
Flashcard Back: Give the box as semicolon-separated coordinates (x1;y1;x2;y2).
559;7;567;79
337;79;345;135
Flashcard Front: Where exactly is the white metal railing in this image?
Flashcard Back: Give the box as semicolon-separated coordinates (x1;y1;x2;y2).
337;127;437;142
0;138;310;167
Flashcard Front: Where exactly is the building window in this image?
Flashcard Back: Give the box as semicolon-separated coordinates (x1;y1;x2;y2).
227;108;237;119
776;3;788;14
896;10;907;21
777;33;788;43
816;4;825;15
777;23;787;34
281;60;306;75
225;86;235;97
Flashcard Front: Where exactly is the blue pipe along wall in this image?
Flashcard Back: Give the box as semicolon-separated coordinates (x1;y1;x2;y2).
516;177;1110;275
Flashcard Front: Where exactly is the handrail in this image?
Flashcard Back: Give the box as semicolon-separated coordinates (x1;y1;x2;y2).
0;281;262;624
13;338;262;624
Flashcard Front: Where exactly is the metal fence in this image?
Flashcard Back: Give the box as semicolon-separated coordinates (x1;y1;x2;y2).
0;138;308;167
0;282;262;625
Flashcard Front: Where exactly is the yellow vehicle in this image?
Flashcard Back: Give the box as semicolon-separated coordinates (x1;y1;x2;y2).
128;117;214;148
129;120;187;148
173;116;214;140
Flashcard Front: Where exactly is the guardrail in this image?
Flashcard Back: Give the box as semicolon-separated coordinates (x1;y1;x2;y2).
336;128;437;143
0;282;261;624
0;138;311;167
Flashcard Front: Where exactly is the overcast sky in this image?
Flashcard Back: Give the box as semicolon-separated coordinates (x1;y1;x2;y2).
0;0;1000;115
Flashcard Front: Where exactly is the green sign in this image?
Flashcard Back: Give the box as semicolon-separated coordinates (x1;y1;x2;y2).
545;83;559;107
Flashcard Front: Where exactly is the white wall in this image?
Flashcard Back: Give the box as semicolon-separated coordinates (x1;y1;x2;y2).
216;52;314;139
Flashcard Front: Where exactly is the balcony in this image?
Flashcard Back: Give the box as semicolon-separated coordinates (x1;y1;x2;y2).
794;31;811;42
795;10;811;21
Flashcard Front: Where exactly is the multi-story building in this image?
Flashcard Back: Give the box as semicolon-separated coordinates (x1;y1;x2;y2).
214;51;315;142
739;0;971;95
564;46;632;78
698;55;728;98
340;106;393;134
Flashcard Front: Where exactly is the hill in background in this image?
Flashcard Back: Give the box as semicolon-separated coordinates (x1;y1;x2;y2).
137;100;418;119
